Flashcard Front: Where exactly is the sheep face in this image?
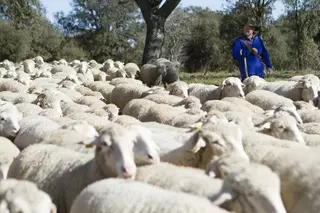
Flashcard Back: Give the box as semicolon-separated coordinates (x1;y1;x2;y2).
0;179;57;213
295;75;320;103
256;114;305;144
88;125;137;179
224;164;287;213
189;122;249;163
0;103;22;139
242;75;266;94
167;81;189;98
156;64;167;76
126;125;160;166
221;77;245;99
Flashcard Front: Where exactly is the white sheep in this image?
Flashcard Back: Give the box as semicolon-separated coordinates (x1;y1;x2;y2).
166;80;189;98
124;62;140;78
0;79;28;93
245;90;295;111
0;100;23;140
8;124;139;213
0;137;19;179
109;77;143;86
110;83;149;111
69;178;231;213
205;153;287;213
0;179;57;213
13;115;60;149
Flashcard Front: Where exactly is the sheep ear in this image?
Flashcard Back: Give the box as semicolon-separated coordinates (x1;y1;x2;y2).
189;133;206;153
211;187;237;206
78;136;99;148
50;203;57;213
254;122;271;132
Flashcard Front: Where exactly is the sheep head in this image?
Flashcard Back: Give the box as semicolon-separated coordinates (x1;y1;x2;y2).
255;113;305;145
242;75;266;94
207;154;287;213
220;77;245;99
167;81;189;98
188;122;249;168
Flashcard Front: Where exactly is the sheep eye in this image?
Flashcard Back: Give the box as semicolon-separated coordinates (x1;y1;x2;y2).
0;117;5;121
147;154;153;160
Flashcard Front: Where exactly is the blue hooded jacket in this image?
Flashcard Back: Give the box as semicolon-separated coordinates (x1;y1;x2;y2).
232;33;272;81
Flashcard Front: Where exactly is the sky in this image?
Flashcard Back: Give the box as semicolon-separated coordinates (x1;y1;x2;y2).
41;0;285;23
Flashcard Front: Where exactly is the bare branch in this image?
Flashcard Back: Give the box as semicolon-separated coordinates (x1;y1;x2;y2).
160;0;182;19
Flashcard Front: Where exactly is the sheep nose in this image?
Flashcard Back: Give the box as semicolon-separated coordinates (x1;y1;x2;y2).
121;166;135;179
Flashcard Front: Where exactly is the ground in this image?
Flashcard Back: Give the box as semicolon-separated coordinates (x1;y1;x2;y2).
179;70;314;85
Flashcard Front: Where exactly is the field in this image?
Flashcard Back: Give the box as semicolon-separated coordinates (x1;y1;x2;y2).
179;70;316;85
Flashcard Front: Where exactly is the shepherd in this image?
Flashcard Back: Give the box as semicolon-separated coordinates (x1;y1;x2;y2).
232;19;274;81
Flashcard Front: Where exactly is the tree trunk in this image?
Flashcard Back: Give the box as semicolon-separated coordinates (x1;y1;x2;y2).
142;16;165;64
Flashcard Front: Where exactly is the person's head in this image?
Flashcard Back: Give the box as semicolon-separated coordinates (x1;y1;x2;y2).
243;21;256;37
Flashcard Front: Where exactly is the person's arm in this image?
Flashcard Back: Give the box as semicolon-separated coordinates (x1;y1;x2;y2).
258;36;273;68
232;39;250;60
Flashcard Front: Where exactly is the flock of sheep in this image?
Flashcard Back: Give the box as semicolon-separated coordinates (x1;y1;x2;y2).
0;55;320;213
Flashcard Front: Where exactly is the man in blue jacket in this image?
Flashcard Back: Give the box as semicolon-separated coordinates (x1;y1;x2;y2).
232;21;273;81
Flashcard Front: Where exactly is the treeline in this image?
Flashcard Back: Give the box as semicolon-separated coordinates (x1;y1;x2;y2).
0;0;319;73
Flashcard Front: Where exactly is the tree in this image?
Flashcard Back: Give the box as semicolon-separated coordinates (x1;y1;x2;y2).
134;0;181;64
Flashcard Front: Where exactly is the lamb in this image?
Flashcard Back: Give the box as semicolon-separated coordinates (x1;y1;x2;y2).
69;178;231;213
139;63;167;87
205;153;287;213
0;179;57;213
245;90;295;111
7;124;139;213
0;137;19;179
189;77;245;104
13;115;60;150
0;100;23;140
124;62;140;78
110;83;149;111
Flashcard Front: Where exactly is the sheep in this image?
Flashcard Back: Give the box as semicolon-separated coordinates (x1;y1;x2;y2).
13;115;60;150
65;112;111;131
114;61;125;69
139;63;167;87
245;90;295;111
69;178;231;213
189;77;245;104
134;162;235;205
112;115;141;126
124;62;140;78
50;64;76;75
294;100;317;110
122;99;156;121
161;62;180;88
166;80;189;98
7;124;140;213
298;122;320;135
201;100;254;116
0;100;23;140
23;59;36;73
205;153;288;213
243;75;320;103
140;86;169;98
161;121;249;169
298;109;320;123
109;77;143;86
0;137;19;179
143;93;184;106
85;81;115;103
14;103;43;117
0;79;28;93
0;179;57;213
173;95;202;109
0;91;37;104
110;83;149;111
248;145;320;213
75;95;107;110
221;96;264;114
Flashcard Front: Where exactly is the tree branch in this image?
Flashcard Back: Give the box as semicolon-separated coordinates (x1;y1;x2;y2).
134;0;151;21
160;0;182;19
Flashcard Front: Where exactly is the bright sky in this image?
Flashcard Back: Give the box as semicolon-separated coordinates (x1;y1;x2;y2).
41;0;285;23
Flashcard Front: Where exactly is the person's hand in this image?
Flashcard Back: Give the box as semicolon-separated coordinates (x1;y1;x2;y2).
266;67;273;75
252;48;258;55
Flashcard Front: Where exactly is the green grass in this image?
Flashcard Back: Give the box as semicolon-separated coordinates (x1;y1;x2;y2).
179;70;314;85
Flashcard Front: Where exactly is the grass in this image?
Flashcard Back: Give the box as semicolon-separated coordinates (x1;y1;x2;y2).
179;70;314;85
